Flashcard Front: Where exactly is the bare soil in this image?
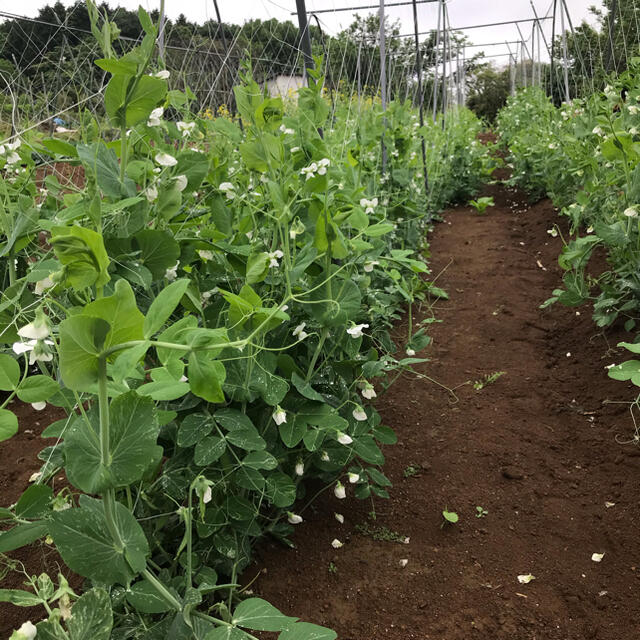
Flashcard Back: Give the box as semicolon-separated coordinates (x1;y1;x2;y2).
251;180;640;640
3;179;640;639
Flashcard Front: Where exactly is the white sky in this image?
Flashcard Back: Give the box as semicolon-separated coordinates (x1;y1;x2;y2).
6;0;604;64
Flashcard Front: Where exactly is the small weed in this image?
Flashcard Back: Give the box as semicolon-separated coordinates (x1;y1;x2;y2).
473;371;505;390
403;464;420;478
442;509;459;528
328;562;338;574
476;506;489;518
468;196;495;214
355;522;408;544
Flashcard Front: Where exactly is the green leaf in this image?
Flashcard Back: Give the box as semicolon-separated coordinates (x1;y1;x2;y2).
177;413;214;447
112;341;150;382
291;372;324;402
242;451;278;470
137;379;190;401
225;426;266;451
134;229;180;281
50;495;149;585
41;138;78;158
51;225;111;290
231;598;296;632
279;417;306;448
246;252;270;284
83;279;144;352
214;408;255;432
0;521;48;553
15;485;53;519
0;589;42;607
265;472;297;507
279;622;337;640
65;392;161;493
58;316;111;391
126;580;174;614
0;408;18;443
67;588;113;640
16;375;60;403
144;279;189;338
77;142;135;200
188;353;226;403
95;58;137;75
443;510;459;524
176;150;209;192
104;74;167;128
194;435;227;465
353;436;384;465
204;628;253;640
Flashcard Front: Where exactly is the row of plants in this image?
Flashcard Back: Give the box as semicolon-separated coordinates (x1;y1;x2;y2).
0;4;488;639
495;67;640;425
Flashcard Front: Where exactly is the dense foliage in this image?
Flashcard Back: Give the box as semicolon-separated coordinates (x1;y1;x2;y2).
0;4;488;638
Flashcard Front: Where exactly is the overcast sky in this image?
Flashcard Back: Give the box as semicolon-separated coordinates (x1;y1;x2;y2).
8;0;605;64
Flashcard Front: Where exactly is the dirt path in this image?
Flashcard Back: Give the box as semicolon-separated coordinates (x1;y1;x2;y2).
253;180;640;640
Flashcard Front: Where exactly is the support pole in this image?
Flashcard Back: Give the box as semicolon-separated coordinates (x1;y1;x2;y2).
411;0;429;195
441;3;448;119
560;0;570;102
605;0;618;73
157;0;166;64
295;0;315;79
379;0;387;170
551;0;558;103
431;0;442;122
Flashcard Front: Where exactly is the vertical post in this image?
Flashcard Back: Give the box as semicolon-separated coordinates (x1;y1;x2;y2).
537;20;542;86
441;6;447;118
295;0;315;80
431;0;442;122
412;0;428;195
379;0;387;171
605;0;618;73
157;0;166;64
560;0;570;102
531;23;536;86
551;0;558;103
462;45;466;104
356;36;362;104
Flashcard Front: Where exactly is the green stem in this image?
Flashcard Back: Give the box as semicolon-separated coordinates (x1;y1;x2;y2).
305;328;328;382
119;126;128;183
186;488;193;591
142;568;183;612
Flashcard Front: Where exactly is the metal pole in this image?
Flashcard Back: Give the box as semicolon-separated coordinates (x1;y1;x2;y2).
531;23;536;86
551;0;558;102
560;0;570;101
157;0;166;64
431;0;442;122
605;0;618;73
295;0;315;79
411;0;429;195
521;41;526;88
441;3;447;118
379;0;387;170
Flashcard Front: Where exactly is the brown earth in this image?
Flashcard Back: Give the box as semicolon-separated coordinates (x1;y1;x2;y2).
251;180;640;640
3;179;640;639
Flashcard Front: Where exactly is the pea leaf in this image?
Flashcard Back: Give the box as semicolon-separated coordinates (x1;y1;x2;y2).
50;495;149;585
0;521;48;553
0;589;42;607
279;623;337;640
134;229;180;280
0;408;18;443
194;435;227;465
16;375;60;403
0;354;20;390
144;279;189;338
188;353;226;403
231;598;296;632
15;485;53;519
67;588;113;640
126;579;175;614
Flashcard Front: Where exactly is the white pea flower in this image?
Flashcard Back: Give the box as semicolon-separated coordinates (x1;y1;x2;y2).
29;471;42;483
13;339;54;365
336;431;352;446
547;228;558;237
292;322;308;341
203;486;212;504
360;197;378;214
198;249;213;261
346;323;369;338
154;69;170;79
361;383;376;400
399;559;409;568
316;158;330;175
6;152;21;165
331;538;344;549
273;406;287;425
155;152;177;167
352;406;367;421
624;207;638;218
406;348;416;356
177;121;196;137
174;174;188;192
144;184;158;203
34;276;54;295
280;125;295;135
592;126;604;136
334;482;346;499
629;105;639;115
219;182;235;200
31;401;46;411
363;260;379;273
147;107;164;126
347;472;359;484
517;574;535;584
288;512;303;524
321;451;330;462
334;512;344;524
268;249;284;268
165;262;179;281
290;146;301;153
18;316;49;341
295;461;304;476
586;226;594;234
591;552;605;562
631;127;639;135
13;621;37;640
300;162;318;180
6;139;21;151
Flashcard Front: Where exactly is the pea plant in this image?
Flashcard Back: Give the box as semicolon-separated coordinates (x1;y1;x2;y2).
0;3;488;638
